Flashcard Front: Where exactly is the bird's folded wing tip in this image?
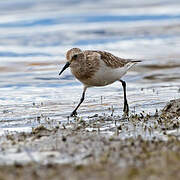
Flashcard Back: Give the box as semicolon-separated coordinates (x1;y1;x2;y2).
131;60;142;63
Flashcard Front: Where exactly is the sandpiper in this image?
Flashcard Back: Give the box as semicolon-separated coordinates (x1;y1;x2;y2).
59;48;141;117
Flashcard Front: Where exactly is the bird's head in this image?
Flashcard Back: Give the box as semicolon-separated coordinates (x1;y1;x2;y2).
59;48;83;76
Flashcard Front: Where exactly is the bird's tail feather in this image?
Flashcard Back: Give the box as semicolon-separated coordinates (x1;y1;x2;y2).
125;59;141;70
130;60;142;63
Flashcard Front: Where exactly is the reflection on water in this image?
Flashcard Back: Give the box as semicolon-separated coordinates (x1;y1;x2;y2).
0;0;180;135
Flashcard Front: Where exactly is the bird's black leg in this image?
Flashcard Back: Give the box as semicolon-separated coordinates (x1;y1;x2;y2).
119;80;129;114
70;87;87;117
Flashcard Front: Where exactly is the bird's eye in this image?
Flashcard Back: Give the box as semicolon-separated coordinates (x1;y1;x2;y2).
73;54;78;60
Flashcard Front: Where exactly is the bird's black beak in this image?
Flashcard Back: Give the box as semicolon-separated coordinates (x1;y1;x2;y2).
59;62;70;76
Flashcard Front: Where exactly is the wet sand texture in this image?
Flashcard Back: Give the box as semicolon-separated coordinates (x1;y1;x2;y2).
0;99;180;180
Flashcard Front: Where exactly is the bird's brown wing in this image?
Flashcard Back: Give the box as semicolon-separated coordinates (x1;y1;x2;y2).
84;50;141;69
91;50;132;68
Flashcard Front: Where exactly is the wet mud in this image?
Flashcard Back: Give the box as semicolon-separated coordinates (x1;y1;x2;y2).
0;0;180;179
0;99;180;180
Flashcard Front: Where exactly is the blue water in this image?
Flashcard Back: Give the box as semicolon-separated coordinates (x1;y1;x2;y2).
1;14;180;28
0;0;180;134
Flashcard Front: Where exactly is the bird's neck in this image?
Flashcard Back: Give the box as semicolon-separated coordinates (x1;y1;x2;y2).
70;60;87;80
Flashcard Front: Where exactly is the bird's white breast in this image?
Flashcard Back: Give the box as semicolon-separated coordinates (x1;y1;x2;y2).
82;60;133;87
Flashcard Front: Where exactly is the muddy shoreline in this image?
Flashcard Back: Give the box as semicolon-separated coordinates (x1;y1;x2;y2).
0;0;180;179
0;99;179;180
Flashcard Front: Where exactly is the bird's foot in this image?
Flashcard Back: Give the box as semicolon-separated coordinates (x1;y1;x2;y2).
70;110;77;117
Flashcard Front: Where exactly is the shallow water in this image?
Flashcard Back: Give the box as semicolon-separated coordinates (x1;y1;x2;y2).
0;0;180;136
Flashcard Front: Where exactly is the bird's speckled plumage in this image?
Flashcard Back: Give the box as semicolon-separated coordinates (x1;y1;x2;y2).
90;50;131;68
65;48;140;87
59;47;141;116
